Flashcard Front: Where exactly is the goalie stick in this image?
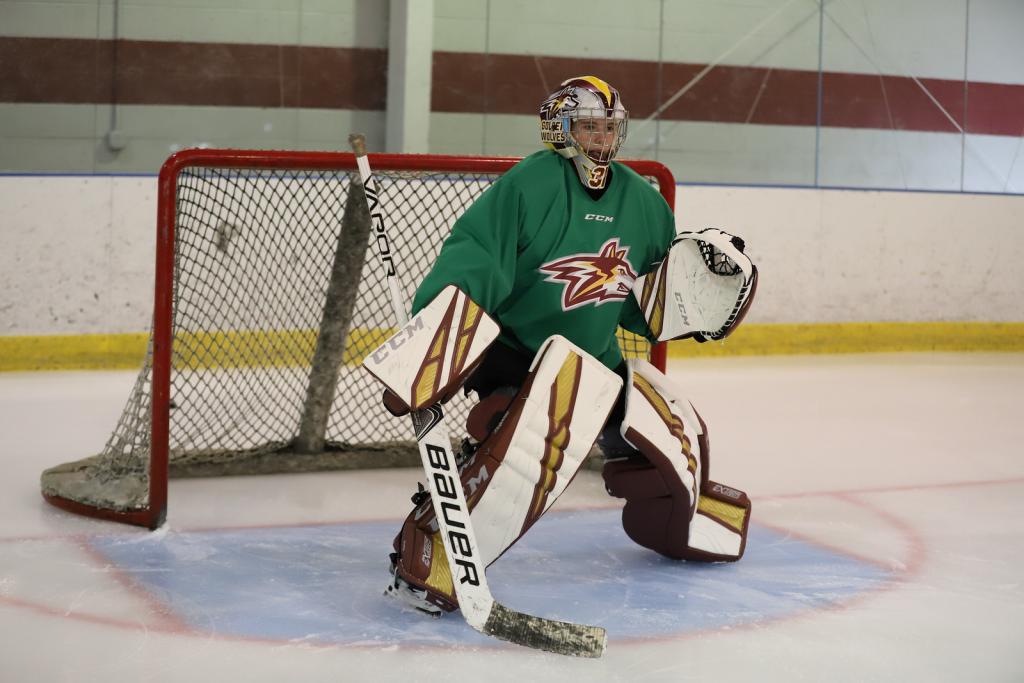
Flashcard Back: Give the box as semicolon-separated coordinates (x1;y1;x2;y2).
349;134;607;658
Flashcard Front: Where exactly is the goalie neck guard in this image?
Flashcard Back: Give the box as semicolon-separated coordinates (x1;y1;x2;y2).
539;76;628;190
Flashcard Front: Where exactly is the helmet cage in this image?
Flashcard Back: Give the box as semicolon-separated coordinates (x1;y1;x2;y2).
563;107;628;164
539;76;629;190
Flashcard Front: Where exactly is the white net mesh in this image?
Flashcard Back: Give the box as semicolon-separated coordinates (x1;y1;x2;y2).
41;157;658;520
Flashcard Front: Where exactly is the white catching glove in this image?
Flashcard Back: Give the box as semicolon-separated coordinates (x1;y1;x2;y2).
632;228;757;342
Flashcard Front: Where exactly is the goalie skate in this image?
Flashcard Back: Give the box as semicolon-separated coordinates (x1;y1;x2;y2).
384;552;443;618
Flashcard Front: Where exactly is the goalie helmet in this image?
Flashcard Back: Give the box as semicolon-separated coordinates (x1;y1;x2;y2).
539;76;628;190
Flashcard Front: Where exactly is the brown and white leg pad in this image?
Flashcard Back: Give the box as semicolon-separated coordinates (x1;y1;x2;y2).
393;335;623;611
603;359;751;562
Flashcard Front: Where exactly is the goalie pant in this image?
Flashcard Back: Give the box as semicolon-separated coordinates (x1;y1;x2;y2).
393;351;752;614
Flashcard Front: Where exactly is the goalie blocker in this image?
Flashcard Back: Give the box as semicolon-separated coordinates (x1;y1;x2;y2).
362;285;501;416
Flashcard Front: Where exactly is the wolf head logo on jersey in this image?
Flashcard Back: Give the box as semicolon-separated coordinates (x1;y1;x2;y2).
540;239;638;311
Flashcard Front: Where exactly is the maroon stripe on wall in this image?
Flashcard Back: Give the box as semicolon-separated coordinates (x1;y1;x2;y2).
965;81;1024;138
431;53;664;121
0;37;387;110
432;52;1022;137
2;38;1022;137
1;37;104;104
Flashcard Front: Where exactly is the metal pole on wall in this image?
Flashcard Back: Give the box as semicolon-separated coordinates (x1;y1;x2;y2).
105;0;127;152
814;0;824;187
385;0;434;153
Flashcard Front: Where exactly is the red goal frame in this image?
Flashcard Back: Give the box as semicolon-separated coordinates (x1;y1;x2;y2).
43;150;676;529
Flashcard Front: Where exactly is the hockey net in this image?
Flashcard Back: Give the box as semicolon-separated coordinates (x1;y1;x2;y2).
41;149;676;528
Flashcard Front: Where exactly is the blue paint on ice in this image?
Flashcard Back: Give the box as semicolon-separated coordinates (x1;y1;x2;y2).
88;508;891;647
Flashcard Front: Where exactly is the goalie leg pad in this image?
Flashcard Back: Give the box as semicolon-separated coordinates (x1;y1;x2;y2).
390;335;623;612
604;359;751;561
603;455;696;559
686;481;751;562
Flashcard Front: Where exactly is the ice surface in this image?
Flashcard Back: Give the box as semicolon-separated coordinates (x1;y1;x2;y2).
1;354;1023;682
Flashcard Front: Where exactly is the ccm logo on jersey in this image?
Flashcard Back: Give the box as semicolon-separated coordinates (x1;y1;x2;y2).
584;213;614;222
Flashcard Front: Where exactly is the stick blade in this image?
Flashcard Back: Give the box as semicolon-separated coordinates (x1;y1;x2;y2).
482;602;607;658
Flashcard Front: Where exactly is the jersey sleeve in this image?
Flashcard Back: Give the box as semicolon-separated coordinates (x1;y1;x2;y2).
617;190;677;341
411;176;523;315
618;293;654;340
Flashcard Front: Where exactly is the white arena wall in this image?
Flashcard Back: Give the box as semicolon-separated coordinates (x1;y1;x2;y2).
1;174;1021;341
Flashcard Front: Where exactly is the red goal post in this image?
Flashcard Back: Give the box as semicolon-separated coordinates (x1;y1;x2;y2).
41;149;675;529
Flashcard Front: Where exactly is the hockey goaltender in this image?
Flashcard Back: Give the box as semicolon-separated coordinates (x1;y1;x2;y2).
363;76;759;623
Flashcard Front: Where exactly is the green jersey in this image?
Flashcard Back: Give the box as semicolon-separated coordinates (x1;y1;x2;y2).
412;150;676;369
